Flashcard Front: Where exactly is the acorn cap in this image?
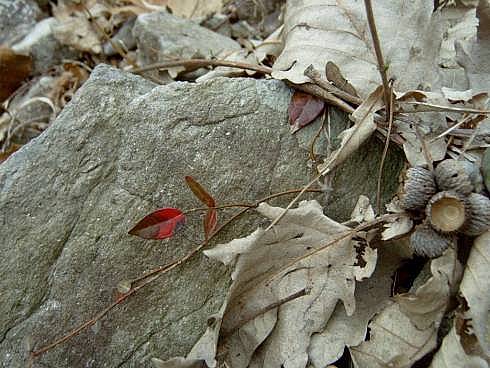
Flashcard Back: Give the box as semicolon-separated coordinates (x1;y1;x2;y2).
426;191;467;233
400;166;437;211
435;159;474;194
410;222;453;258
461;193;490;236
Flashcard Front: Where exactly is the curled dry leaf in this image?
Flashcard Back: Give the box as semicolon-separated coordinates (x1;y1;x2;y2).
154;200;378;368
458;230;490;356
128;207;186;239
288;91;325;134
429;325;488;368
351;248;461;368
318;86;384;175
272;0;442;98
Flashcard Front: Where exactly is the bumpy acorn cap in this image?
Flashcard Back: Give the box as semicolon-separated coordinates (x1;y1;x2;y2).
410;222;453;258
400;166;436;211
461;193;490;236
426;191;467;233
435;159;474;194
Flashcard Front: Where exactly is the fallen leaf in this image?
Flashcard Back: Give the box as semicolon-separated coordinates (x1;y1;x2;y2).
288;91;325;134
318;86;384;174
429;325;488;368
326;61;359;97
52;0;108;54
154;200;378;368
458;230;490;356
272;0;442;98
167;0;223;18
0;47;32;102
456;0;490;93
128;207;186;239
309;240;408;367
351;248;461;368
185;176;216;207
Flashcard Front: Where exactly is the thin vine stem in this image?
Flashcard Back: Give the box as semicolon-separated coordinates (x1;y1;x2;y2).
30;188;322;359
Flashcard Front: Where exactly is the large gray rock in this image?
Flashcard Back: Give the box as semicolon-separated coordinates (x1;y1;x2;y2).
0;65;402;367
0;0;42;46
133;12;240;77
12;17;78;74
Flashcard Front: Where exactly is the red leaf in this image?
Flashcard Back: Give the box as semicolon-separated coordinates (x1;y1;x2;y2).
128;208;186;239
185;176;215;207
288;91;325;133
203;208;217;241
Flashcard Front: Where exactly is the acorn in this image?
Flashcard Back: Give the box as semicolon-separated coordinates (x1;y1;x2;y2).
410;222;454;258
435;159;474;195
426;191;467;233
400;166;437;211
461;193;490;236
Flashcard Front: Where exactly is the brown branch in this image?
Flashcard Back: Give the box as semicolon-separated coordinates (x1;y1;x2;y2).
363;0;391;119
304;65;363;106
131;59;273;75
287;82;355;114
30;188;323;359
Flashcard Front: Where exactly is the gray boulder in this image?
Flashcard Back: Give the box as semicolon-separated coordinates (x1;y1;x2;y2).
133;12;240;77
0;0;42;46
12;17;78;74
0;65;402;367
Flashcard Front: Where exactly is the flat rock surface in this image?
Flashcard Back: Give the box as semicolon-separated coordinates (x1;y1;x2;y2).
0;65;402;367
0;0;42;46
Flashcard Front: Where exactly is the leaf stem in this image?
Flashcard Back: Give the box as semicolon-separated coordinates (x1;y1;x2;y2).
363;0;391;119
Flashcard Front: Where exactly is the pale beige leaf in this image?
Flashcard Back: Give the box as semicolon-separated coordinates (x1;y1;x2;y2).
318;86;384;175
167;0;223;18
272;0;442;98
459;230;490;356
429;326;488;368
396;248;462;330
350;195;375;223
351;248;460;368
456;0;490;93
155;200;378;368
309;241;408;367
382;213;413;240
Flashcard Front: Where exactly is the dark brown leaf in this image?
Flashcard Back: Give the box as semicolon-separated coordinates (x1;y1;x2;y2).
288;91;325;133
0;47;32;102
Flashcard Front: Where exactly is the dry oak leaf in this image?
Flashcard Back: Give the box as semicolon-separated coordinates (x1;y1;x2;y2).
458;230;490;357
351;248;461;368
153;200;377;368
272;0;443;98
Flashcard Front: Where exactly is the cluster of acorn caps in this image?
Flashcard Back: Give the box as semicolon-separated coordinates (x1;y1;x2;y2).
400;158;490;258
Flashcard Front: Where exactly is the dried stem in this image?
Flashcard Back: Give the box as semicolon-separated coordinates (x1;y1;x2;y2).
304;65;363;106
288;82;355;114
376;83;394;214
363;0;391;119
223;287;310;336
131;59;273;75
30;188;322;359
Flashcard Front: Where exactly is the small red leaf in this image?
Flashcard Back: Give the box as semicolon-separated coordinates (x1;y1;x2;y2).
185;176;216;207
203;208;217;241
128;207;186;239
288;91;325;133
